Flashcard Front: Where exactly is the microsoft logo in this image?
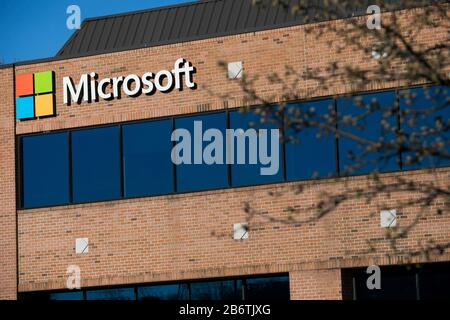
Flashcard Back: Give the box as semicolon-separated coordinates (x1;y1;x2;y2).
16;71;55;120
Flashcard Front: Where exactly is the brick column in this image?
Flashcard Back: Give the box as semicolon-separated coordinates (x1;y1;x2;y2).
0;66;17;300
290;269;342;300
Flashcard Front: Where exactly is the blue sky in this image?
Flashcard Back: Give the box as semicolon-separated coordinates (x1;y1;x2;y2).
0;0;193;64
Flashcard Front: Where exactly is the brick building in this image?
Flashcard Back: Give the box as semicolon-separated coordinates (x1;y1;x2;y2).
0;0;449;300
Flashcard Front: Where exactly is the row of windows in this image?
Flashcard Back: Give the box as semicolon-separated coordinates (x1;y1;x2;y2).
20;262;450;300
20;85;449;209
19;274;289;301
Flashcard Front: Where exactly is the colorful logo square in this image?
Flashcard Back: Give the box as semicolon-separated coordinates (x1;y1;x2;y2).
34;71;54;94
15;73;34;97
16;96;35;119
16;71;55;120
35;94;54;117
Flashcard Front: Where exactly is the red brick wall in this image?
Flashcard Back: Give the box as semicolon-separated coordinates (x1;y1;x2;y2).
290;269;342;300
1;6;449;299
0;66;17;299
16;169;450;294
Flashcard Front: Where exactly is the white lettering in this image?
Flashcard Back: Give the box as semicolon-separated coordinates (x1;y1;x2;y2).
154;70;174;92
63;59;196;104
98;78;112;100
63;74;89;104
123;74;141;96
171;122;280;176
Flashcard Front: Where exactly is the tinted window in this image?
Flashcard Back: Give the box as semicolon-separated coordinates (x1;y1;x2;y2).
174;112;228;192
20;274;290;301
138;284;189;300
72;126;121;203
229;109;283;186
191;280;242;300
351;266;417;300
21;132;70;208
285;99;337;180
19;290;83;300
49;291;84;300
399;86;450;169
122;120;174;197
86;288;135;300
337;91;399;175
418;263;450;300
245;276;290;300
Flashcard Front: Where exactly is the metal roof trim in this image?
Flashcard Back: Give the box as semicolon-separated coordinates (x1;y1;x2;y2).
1;0;443;67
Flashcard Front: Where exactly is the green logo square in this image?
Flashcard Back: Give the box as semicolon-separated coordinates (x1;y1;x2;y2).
34;71;54;94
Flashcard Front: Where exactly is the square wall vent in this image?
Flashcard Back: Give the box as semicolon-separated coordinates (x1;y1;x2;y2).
380;210;397;228
75;237;89;254
228;61;243;79
233;223;249;240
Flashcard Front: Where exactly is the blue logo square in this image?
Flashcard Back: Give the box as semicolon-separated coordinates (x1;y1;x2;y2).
16;96;35;120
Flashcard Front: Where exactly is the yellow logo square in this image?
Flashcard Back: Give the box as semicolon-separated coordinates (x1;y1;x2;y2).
35;94;55;117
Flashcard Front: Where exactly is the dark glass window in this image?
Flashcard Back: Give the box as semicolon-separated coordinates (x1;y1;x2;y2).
229;109;283;186
417;263;450;300
20;274;289;301
245;276;290;300
19;290;83;300
122;119;174;198
353;266;417;300
22;86;445;209
285;99;337;180
337;91;399;175
138;284;189;300
345;263;450;301
49;291;84;300
191;280;242;300
21;132;70;208
174;112;228;192
86;288;135;300
71;126;121;203
399;86;450;169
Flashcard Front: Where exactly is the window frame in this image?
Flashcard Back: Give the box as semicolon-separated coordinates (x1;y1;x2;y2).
174;111;230;193
284;98;338;181
19;131;71;209
70;124;123;204
399;85;450;170
121;118;175;198
336;89;400;176
228;105;285;187
18;273;290;301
